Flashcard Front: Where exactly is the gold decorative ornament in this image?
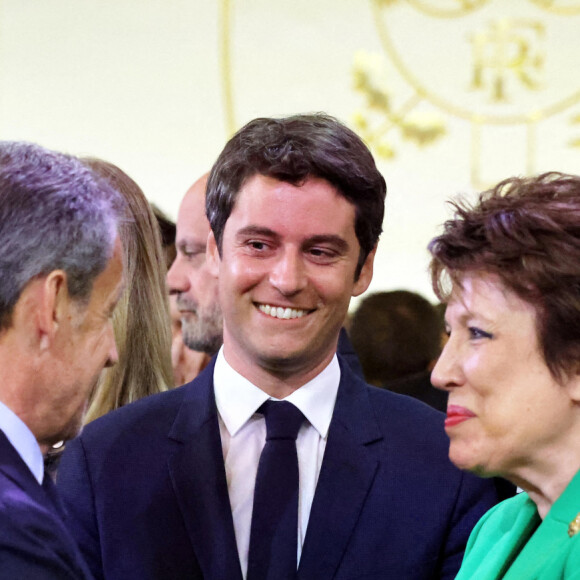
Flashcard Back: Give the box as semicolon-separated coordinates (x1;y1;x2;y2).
352;51;446;159
569;513;580;538
353;0;580;186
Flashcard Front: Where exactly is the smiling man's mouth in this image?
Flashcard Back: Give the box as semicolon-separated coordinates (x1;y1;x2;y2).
257;304;311;319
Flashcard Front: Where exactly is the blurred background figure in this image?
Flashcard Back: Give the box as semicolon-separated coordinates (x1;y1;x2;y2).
434;301;449;350
350;290;447;412
166;173;222;382
152;204;211;385
152;203;177;269
168;294;214;385
82;158;174;423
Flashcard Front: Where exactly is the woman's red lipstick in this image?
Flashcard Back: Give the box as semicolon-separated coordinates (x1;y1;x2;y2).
445;405;476;428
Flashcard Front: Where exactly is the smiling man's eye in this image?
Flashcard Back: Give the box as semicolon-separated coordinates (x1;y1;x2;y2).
310;248;329;256
307;247;339;265
246;240;271;252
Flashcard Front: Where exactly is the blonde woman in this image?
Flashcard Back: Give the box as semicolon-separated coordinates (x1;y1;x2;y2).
82;158;174;422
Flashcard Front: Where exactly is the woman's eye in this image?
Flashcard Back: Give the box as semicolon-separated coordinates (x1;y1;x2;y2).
468;326;493;340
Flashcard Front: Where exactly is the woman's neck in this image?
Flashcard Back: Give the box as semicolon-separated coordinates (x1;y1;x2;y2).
509;445;580;519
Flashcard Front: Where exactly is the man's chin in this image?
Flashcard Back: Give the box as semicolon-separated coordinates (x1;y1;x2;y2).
255;347;319;375
182;326;223;355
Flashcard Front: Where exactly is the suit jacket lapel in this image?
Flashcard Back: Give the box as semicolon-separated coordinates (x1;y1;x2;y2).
0;430;47;507
0;431;95;579
298;360;382;580
166;361;243;580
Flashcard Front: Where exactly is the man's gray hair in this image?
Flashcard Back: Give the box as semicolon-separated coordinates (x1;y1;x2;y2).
0;141;123;329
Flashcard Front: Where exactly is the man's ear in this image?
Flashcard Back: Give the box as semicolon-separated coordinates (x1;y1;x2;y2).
37;270;70;350
352;245;377;298
567;370;580;405
206;231;221;277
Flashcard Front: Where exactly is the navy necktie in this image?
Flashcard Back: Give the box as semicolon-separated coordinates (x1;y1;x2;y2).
247;400;305;580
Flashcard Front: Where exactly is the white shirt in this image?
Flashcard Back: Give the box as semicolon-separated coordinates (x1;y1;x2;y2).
214;348;340;579
0;400;44;484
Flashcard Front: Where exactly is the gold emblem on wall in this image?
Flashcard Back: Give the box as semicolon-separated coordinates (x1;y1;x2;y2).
353;0;580;186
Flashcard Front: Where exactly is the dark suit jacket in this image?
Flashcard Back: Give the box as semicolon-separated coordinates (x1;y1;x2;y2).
58;357;502;580
0;430;93;579
337;327;364;378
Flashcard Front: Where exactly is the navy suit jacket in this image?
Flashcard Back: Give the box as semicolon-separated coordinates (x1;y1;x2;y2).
58;357;501;580
0;430;93;579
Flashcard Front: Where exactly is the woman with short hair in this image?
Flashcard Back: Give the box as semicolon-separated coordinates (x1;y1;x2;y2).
429;172;580;578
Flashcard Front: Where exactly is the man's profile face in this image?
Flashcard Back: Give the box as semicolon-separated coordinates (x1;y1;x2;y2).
208;174;375;380
167;177;222;355
41;237;124;444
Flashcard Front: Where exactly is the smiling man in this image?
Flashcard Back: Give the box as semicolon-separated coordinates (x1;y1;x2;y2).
0;141;124;579
58;114;503;580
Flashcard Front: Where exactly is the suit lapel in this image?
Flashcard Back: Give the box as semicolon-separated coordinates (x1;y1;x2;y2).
0;430;96;579
298;360;382;580
0;430;47;507
167;361;243;580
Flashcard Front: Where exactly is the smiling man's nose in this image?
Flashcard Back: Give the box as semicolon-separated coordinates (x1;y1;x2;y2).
269;250;307;296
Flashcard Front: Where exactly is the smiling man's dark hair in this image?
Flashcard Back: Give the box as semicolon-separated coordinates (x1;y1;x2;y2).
206;113;386;277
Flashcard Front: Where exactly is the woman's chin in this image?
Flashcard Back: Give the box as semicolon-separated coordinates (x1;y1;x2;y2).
449;446;491;477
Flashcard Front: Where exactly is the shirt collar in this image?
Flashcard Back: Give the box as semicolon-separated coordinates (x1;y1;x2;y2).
214;347;340;439
0;400;44;484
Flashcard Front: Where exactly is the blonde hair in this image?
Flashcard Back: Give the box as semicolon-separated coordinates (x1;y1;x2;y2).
83;158;174;423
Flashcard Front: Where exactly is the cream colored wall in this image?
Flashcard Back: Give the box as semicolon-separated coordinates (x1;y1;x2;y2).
1;0;580;304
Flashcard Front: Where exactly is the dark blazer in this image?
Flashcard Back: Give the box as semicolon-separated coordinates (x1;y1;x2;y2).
58;357;502;580
0;430;93;579
337;327;364;378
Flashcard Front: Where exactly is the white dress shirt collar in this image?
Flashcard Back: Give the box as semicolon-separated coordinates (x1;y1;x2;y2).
0;400;44;484
214;347;340;438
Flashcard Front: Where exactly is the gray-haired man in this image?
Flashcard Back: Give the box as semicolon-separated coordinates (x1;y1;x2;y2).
0;141;124;579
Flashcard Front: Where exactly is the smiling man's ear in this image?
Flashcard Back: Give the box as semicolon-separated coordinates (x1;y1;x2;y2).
567;368;580;405
206;231;221;277
352;245;377;297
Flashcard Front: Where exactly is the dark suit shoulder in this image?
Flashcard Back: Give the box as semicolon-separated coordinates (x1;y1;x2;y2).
367;381;444;419
362;380;449;447
82;382;188;438
0;469;91;579
78;360;216;448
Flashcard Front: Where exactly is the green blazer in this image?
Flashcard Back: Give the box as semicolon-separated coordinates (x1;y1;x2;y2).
456;469;580;579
